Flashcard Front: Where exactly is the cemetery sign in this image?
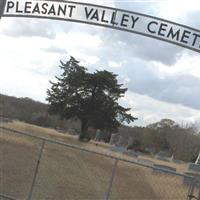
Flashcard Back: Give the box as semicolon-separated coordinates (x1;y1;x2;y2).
1;0;200;53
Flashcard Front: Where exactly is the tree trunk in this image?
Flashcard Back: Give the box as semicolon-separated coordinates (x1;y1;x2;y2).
79;119;88;141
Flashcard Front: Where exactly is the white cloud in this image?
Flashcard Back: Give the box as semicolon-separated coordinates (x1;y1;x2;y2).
122;91;200;126
154;52;200;78
54;32;102;49
108;61;123;68
158;0;200;22
0;64;51;102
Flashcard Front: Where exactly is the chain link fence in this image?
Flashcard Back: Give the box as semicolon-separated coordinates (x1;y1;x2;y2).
0;126;200;200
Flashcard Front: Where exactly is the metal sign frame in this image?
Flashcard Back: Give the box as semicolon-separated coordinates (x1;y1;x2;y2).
0;0;200;54
0;0;7;19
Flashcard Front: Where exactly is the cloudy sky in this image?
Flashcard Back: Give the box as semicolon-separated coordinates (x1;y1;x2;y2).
0;0;200;127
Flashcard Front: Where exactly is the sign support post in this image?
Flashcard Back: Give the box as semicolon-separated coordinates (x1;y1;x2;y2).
0;0;6;20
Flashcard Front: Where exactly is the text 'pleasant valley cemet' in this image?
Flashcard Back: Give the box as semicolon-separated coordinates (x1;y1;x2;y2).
5;1;140;29
5;0;200;50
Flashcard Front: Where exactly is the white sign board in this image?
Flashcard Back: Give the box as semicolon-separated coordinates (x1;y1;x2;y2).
1;0;200;53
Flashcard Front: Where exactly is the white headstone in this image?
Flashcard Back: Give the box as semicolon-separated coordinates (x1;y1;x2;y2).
127;137;134;147
137;159;154;166
153;164;176;174
94;129;101;141
109;134;118;145
117;136;124;146
188;163;200;173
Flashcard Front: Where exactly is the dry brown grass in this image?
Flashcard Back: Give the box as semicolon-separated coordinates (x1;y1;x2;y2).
0;121;192;200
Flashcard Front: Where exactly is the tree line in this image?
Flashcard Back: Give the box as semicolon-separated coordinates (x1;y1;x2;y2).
1;93;199;162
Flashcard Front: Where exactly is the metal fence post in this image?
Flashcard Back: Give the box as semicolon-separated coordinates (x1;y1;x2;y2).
187;178;196;200
105;158;118;200
0;0;6;19
27;140;45;200
198;188;200;200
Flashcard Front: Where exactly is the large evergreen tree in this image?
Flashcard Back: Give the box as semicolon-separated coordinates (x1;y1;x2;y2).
46;56;137;141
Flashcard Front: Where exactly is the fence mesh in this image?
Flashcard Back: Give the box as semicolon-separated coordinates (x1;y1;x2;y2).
110;161;189;199
31;142;114;200
0;129;41;200
0;127;199;200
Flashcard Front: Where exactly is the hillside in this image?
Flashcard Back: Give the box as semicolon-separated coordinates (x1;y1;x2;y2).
0;93;47;122
0;93;80;131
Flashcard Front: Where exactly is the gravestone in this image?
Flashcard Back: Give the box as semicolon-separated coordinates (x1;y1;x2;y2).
183;172;200;186
153;164;176;174
144;147;154;154
123;150;139;158
127;137;134;147
109;146;127;153
156;151;168;157
56;128;66;134
173;159;184;164
156;156;169;161
188;163;200;173
117;136;124;146
155;151;169;162
94;129;101;141
67;128;78;135
0;117;13;123
109;134;118;145
137;159;154;166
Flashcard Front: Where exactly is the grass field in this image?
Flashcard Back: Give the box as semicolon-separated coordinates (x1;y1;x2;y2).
0;121;194;200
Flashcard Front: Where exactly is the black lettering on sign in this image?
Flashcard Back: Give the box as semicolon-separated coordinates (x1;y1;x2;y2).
147;21;158;34
2;0;200;53
57;4;67;16
158;23;167;36
16;1;23;13
91;9;99;21
68;5;76;17
85;7;93;19
110;12;118;25
32;3;40;14
6;1;14;13
166;27;180;41
24;1;32;14
192;33;200;46
131;16;139;28
101;10;109;23
181;30;191;44
41;3;48;14
48;4;56;15
121;14;129;27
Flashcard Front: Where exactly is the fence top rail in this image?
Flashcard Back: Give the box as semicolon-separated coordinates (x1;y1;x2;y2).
0;126;195;178
0;193;18;200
